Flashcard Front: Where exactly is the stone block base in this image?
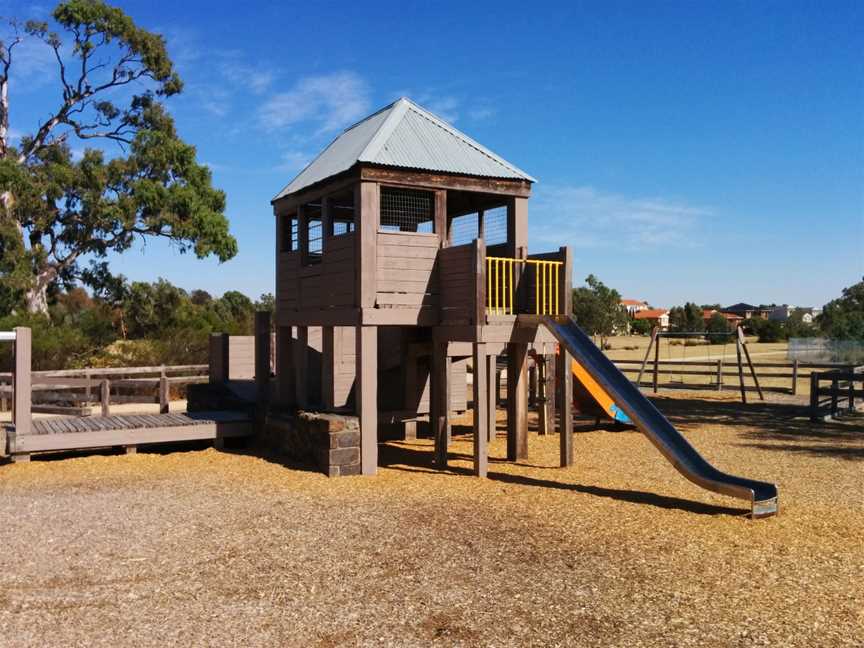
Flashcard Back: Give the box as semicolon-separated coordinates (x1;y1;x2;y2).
264;411;361;477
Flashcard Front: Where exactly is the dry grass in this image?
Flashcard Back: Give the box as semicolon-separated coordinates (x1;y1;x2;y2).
0;392;862;647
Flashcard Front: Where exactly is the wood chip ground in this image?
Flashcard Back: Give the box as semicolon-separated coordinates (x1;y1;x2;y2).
0;391;861;647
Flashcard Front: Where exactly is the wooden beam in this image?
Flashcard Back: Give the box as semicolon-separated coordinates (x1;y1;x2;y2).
506;342;528;461
360;165;532;198
13;327;31;437
209;333;229;384
356;325;378;475
507;197;528;258
473;342;489;477
473;238;486;326
739;326;765;401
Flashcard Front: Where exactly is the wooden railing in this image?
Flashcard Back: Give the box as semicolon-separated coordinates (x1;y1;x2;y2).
485;254;567;316
0;365;208;416
809;366;863;421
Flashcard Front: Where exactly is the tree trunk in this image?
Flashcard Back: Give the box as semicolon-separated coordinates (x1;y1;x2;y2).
24;269;55;316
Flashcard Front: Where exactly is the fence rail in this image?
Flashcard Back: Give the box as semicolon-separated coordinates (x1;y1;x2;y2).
612;358;854;395
809;367;864;421
0;364;208;416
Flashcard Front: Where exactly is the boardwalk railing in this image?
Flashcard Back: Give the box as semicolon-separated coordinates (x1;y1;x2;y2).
0;365;208;416
614;358;856;396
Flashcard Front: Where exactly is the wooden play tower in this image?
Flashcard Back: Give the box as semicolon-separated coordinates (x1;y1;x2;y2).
272;98;574;477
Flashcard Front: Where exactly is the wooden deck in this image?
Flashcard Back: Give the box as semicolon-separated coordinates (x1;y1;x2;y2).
4;410;253;459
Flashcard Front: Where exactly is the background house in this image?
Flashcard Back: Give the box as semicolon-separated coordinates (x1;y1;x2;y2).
703;309;743;328
723;303;772;320
634;308;670;330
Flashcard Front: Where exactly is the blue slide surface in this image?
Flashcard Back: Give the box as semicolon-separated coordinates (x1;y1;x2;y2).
543;316;778;518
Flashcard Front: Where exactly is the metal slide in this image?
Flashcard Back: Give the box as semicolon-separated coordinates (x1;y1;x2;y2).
542;316;778;518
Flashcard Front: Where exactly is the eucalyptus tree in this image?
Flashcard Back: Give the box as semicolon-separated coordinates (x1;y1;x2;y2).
0;1;236;314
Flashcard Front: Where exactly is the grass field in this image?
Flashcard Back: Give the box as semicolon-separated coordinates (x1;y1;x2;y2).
0;391;861;646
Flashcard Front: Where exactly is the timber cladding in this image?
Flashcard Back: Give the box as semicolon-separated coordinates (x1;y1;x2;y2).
439;243;475;324
277;232;356;315
375;231;439;308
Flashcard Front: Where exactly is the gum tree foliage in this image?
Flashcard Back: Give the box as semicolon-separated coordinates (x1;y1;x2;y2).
571;274;628;348
0;1;237;315
818;278;864;341
668;302;705;332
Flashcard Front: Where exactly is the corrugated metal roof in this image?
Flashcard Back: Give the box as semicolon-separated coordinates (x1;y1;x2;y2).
273;98;535;200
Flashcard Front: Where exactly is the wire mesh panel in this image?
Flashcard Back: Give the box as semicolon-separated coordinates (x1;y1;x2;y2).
484;206;507;245
450;212;479;246
333;220;355;235
281;216;299;252
307;219;323;261
380;187;435;233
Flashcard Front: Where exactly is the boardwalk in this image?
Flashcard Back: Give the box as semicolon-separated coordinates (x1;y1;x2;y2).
5;411;252;460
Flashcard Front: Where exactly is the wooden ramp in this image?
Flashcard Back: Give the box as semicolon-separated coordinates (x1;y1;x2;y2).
4;411;253;460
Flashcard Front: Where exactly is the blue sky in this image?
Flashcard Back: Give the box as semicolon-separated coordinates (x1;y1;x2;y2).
6;0;863;308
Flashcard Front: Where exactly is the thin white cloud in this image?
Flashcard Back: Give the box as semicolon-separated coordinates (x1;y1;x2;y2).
259;72;370;134
220;61;274;95
7;35;55;90
531;185;710;250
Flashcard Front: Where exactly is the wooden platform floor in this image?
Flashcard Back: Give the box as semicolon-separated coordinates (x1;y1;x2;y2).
3;410;253;459
30;411;249;435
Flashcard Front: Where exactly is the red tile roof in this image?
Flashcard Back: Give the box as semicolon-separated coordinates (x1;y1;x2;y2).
634;309;668;319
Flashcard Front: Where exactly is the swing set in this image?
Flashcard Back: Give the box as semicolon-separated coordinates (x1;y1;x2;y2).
635;326;764;403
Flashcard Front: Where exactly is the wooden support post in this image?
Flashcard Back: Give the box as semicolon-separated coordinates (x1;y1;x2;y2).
544;353;556;435
356;325;377;475
653;332;660;393
848;367;855;414
735;333;747;404
402;347;417;441
355;181;378;309
830;377;839;418
435;190;448;246
495;369;502;407
791;359;799;396
472;239;486;326
431;342;451;467
255;311;271;424
528;363;537;408
124;446;137;455
473;343;489;477
322;326;335;410
506;342;528;461
716;359;723;392
557;343;573;467
13;327;31;438
295;326;309;409
100;379;110;417
537;355;548;435
738;327;764;401
636;327;657;388
809;372;820;422
209;333;229;384
487;353;496;442
277;326;296;409
159;372;169;414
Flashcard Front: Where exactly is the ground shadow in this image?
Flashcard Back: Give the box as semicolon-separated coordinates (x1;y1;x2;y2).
378;441;747;517
651;393;864;461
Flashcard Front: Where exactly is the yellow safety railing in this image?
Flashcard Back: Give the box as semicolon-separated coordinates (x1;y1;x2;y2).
486;256;564;316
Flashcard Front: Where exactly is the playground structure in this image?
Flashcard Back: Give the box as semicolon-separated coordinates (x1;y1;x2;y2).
270;97;778;517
